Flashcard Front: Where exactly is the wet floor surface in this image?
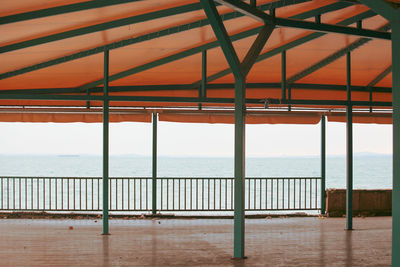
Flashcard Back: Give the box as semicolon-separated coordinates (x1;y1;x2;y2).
0;217;391;266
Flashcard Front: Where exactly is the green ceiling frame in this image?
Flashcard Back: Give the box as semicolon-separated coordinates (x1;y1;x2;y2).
192;10;377;87
0;0;312;81
0;0;314;55
0;0;143;25
287;23;391;84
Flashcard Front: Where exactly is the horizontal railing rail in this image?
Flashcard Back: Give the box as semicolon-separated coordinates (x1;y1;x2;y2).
0;176;321;212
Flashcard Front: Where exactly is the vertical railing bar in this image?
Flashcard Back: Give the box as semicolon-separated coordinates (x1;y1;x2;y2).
252;179;255;210
184;179;186;210
225;179;227;210
258;178;262;210
161;179;163;210
202;179;204;210
195;179;198;210
172;179;175;211
299;179;302;209
19;178;22;210
294;179;296;209
219;179;221;210
178;179;181;210
79;179;82;210
309;178;312;209
49;179;51;210
128;179;131;211
36;178;39;210
277;179;280;210
12;178;15;210
288;179;291;210
73;178;75;210
61;178;64;210
247;179;249;210
190;179;192;210
231;179;233;210
282;179;285;210
0;178;2;210
90;179;93;210
67;179;70;210
43;178;45;210
8;178;10;210
315;179;318;209
208;179;210;210
140;179;143;211
214;179;216;210
98;179;100;210
122;179;124;210
146;179;149;210
265;179;267;210
271;179;274;210
25;178;27;210
134;179;136;210
167;179;169;210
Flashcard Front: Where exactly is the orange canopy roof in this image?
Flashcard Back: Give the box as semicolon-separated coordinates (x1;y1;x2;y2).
0;0;393;124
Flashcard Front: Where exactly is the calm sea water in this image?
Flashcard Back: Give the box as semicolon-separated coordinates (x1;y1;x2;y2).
0;154;392;189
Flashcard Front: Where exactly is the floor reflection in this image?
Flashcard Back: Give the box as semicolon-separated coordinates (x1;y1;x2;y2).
102;235;110;267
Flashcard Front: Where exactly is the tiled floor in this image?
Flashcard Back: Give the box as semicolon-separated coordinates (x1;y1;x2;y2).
0;217;391;266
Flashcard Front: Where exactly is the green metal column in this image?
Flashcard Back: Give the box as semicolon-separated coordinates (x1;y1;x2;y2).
392;21;400;266
321;115;326;215
152;113;158;214
346;52;353;230
234;76;246;259
199;50;207;110
102;49;110;235
281;50;286;101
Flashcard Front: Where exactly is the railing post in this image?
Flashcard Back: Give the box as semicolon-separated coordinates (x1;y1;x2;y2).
320;115;326;214
346;51;353;230
102;49;109;235
152;113;158;214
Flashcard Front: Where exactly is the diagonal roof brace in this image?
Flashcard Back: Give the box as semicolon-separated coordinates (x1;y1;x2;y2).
215;0;275;24
214;0;390;40
201;0;276;79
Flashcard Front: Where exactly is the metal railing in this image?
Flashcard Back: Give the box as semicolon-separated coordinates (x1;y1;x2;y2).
0;177;321;212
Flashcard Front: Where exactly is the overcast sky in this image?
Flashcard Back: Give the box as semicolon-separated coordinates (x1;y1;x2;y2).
0;121;392;157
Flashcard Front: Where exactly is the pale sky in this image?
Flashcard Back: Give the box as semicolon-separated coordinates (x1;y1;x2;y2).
0;121;392;157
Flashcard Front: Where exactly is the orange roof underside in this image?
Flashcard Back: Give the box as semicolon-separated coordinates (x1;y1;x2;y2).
0;0;393;124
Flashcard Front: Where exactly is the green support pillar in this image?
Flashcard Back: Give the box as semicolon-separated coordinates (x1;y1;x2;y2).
281;50;286;101
346;52;353;230
200;0;274;258
320;115;326;215
392;21;400;266
152;113;158;214
356;1;400;264
199;50;207;110
234;76;246;258
102;49;110;235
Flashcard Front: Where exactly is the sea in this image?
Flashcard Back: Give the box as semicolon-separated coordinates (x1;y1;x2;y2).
0;154;392;189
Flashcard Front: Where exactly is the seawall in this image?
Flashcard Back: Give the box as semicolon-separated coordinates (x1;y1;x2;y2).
326;189;392;217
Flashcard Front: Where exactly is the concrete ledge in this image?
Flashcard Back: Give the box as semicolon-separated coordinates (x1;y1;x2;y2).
0;212;315;220
326;189;392;217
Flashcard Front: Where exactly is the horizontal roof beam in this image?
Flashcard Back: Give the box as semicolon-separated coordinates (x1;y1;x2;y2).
0;82;391;94
275;17;390;39
0;93;392;107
